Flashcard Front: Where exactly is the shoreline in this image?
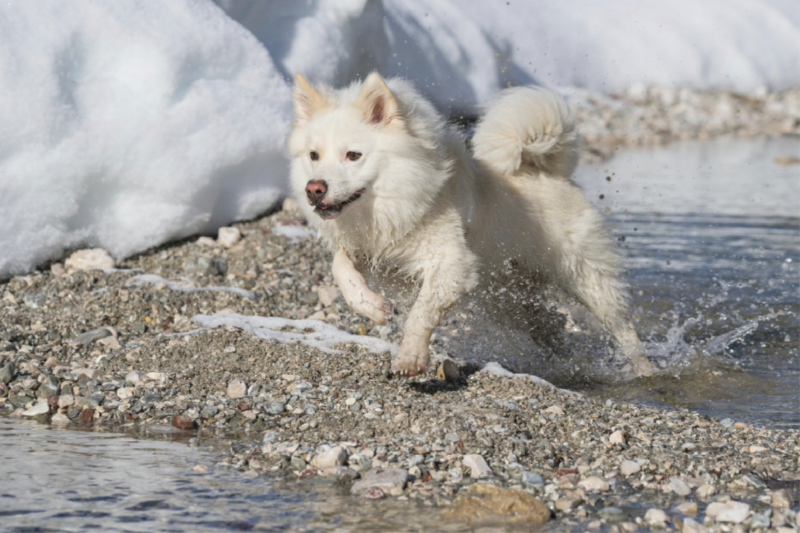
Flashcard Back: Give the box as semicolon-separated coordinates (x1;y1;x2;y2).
568;85;799;164
1;203;798;530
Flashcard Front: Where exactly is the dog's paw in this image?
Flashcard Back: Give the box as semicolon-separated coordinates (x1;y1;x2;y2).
360;295;393;325
391;346;430;377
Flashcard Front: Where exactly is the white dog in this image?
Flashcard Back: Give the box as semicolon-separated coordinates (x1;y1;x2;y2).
288;72;655;378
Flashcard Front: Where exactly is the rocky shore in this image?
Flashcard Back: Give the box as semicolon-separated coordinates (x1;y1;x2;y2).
1;193;798;531
569;85;800;163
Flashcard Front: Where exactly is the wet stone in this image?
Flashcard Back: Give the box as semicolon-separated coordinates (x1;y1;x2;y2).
521;471;544;488
8;395;32;408
73;328;112;346
140;394;161;405
0;362;15;384
83;393;105;409
266;401;285;415
22;401;50;417
598;507;627;524
351;468;409;497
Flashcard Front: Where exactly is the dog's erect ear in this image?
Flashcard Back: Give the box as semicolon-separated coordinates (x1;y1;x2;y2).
294;73;328;121
355;72;401;126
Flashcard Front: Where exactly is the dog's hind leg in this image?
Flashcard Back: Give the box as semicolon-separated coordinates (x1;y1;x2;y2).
561;264;656;377
332;248;393;325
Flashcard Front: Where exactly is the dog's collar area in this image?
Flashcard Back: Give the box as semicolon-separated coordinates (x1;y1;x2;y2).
314;188;366;219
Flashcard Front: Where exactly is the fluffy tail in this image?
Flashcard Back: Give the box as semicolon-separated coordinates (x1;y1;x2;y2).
472;87;579;178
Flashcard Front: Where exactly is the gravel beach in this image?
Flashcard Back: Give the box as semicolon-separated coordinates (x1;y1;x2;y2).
2;86;799;531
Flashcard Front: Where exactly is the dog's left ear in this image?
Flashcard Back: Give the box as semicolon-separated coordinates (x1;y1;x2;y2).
356;72;401;127
294;73;328;121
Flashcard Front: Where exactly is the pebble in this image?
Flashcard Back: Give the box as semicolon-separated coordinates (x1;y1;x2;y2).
281;197;299;216
609;430;626;444
57;395;74;408
695;484;716;499
22;401;49;417
217;227;242;248
171;414;194;430
0;362;16;384
336;466;359;484
73;328;112;346
311;446;347;470
436;360;461;382
706;501;750;524
64;248;115;271
117;387;134;399
715;502;750;524
265;401;285;415
666;477;691;496
360;487;386;500
598;507;626;524
193;465;209;474
50;413;71;426
674;502;698;516
556;495;583;511
351;468;408;497
445;483;550;525
645;508;669;527
521;471;544;488
578;476;609;492
619;459;641;476
463;454;493;479
772;489;793;509
226;379;246;398
682;517;705;533
125;371;144;385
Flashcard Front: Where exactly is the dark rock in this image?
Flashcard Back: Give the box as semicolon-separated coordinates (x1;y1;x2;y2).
8;394;32;408
171;414;194;430
0;362;15;384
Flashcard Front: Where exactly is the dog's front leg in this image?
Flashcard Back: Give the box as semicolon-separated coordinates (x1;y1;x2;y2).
332;248;393;325
392;253;478;376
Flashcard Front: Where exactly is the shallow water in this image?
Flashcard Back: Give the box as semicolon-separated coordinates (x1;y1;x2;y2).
449;136;799;429
0;418;470;533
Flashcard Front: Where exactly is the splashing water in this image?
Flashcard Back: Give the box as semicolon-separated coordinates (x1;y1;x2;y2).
438;137;799;428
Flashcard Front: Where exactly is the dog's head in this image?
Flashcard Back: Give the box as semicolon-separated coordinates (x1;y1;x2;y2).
287;72;405;222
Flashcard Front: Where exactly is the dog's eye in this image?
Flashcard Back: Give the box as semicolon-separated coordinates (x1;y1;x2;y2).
346;151;362;161
310;151;319;161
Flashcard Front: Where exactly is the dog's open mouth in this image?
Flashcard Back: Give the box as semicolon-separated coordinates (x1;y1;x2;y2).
314;189;365;219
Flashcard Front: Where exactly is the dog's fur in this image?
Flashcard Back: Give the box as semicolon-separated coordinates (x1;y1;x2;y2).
288;72;655;377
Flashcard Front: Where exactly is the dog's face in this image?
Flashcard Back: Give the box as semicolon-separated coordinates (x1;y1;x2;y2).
288;73;402;222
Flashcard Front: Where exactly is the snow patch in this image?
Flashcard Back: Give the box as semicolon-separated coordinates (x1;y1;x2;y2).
126;274;255;300
190;313;398;355
481;362;576;395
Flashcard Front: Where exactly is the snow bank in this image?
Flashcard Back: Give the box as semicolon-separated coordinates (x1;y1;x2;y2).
0;0;291;279
219;0;800;113
2;0;798;278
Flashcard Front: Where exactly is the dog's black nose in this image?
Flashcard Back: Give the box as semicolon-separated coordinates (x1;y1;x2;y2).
305;180;327;205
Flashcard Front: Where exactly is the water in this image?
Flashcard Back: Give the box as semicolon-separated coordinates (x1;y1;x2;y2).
448;136;799;429
577;136;799;429
0;418;462;533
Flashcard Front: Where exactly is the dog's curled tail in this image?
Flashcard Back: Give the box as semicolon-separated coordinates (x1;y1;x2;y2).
472;86;579;178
